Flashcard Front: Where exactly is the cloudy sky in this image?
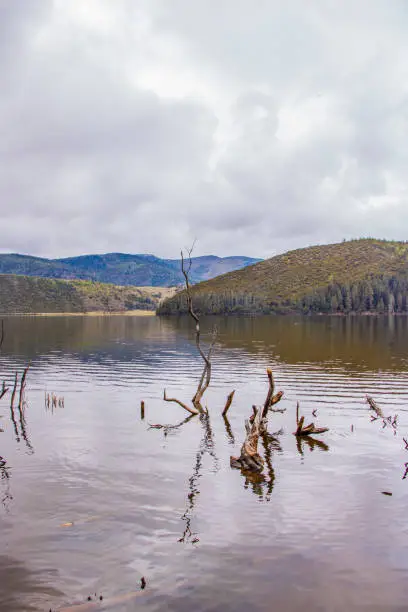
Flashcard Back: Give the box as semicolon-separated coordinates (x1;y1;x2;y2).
1;0;408;259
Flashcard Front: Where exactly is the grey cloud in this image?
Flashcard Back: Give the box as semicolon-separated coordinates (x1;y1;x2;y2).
1;0;408;260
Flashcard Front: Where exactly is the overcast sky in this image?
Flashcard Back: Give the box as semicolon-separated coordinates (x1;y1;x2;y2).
1;0;408;259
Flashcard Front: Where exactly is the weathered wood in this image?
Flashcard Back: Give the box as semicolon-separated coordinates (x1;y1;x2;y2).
18;364;30;411
140;400;145;420
163;389;199;415
222;390;235;417
162;247;215;415
296;425;329;436
262;368;275;417
261;369;284;419
231;407;265;472
366;395;384;418
294;402;329;436
270;391;284;408
295;415;305;435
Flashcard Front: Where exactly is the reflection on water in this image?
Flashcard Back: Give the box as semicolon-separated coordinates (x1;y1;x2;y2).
296;434;330;456
1;314;408;611
0;455;12;510
178;413;219;544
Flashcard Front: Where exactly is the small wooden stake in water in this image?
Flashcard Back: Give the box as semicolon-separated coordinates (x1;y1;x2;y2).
141;401;145;420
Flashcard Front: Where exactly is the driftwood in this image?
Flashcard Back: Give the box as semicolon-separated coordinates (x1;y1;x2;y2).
231;407;265;472
222;390;235;417
262;368;284;418
248;369;284;434
366;395;398;432
366;395;384;418
163;389;199;415
45;392;65;411
294;401;329;436
18;364;30;411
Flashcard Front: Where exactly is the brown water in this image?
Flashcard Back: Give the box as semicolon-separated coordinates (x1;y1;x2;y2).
1;314;408;612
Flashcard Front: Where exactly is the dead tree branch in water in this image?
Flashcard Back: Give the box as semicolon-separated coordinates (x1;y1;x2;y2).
18;364;30;412
163;389;199;415
182;246;214;412
262;368;284;418
163;246;232;416
222;390;235;417
366;395;398;433
0;381;8;399
248;368;284;433
366;395;384;418
294;401;329;436
231;407;264;472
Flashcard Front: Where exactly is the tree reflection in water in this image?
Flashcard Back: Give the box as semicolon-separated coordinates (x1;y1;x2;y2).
0;455;12;510
179;413;219;544
9;390;34;454
240;430;282;502
296;435;330;456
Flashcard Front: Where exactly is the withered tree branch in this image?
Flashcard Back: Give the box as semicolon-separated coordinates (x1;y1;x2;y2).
163;245;216;415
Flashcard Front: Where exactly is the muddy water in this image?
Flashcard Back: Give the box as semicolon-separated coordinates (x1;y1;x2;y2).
1;314;408;611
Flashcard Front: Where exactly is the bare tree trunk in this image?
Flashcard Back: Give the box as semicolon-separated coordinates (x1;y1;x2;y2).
163;247;220;415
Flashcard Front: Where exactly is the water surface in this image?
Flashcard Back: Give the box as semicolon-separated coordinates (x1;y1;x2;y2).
1;315;408;611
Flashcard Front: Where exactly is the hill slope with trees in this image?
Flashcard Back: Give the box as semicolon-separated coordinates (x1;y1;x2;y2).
0;275;173;314
157;239;408;315
0;253;260;287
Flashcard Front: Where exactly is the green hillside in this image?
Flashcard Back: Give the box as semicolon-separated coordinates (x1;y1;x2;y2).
157;239;408;315
0;274;173;314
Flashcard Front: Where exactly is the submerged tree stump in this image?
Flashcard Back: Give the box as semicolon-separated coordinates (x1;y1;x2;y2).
293;402;329;436
231;407;265;472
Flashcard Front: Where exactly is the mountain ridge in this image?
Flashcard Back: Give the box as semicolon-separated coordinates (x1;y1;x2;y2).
0;252;261;287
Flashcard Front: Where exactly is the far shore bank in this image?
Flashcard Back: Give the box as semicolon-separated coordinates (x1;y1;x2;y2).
0;310;156;317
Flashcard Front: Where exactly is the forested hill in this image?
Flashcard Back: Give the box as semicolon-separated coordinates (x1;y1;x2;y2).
0;253;260;287
0;275;173;314
157;239;408;315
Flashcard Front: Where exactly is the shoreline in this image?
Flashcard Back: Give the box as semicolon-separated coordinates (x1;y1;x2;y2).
0;310;156;317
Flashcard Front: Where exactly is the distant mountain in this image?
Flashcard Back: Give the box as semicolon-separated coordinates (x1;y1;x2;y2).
0;274;174;314
0;253;261;287
158;239;408;315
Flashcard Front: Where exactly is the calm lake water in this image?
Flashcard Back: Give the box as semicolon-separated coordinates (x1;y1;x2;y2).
1;314;408;611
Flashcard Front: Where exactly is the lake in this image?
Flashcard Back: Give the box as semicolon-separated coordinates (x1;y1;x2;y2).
1;314;408;611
